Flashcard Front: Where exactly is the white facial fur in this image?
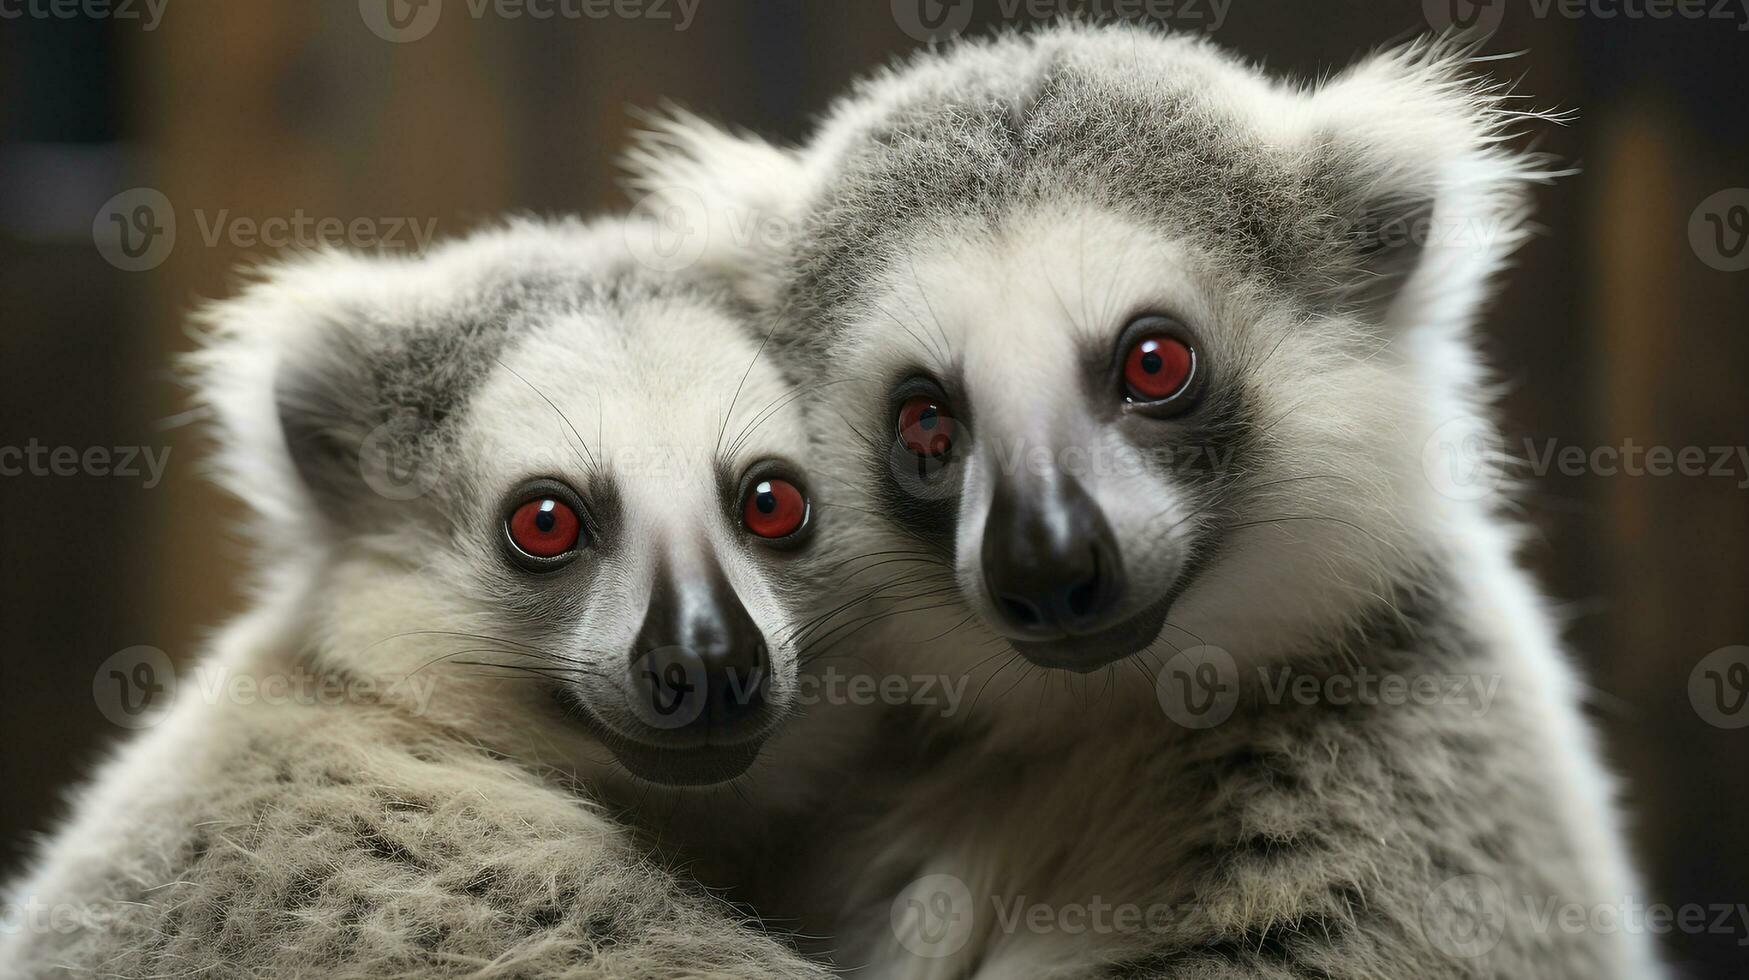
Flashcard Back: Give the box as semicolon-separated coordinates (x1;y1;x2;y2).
190;218;826;787
622;26;1558;720
820;203;1436;670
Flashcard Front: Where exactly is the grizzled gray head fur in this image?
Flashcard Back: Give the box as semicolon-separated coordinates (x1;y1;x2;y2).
625;22;1559;696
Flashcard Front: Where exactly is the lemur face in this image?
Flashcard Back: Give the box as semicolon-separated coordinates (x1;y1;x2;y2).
846;206;1258;672
199;220;826;787
822;203;1412;674
451;288;818;786
627;24;1537;678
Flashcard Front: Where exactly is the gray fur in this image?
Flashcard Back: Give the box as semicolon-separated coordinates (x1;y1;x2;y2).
0;218;842;979
627;22;1661;980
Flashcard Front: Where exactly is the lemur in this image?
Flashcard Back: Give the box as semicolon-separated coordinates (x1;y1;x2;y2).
628;23;1665;980
0;218;853;979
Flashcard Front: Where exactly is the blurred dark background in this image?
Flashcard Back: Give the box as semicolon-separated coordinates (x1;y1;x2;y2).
2;1;1746;975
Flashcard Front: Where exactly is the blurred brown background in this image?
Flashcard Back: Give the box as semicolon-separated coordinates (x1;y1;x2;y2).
2;1;1746;975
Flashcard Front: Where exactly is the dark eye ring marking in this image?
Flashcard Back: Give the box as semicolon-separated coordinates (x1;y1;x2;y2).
889;375;963;467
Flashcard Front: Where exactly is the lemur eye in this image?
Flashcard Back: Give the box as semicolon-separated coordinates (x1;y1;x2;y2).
1122;331;1196;405
897;396;956;458
743;478;808;540
507;497;582;559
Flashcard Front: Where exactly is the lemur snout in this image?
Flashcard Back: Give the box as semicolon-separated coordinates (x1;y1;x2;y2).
980;470;1127;639
628;560;770;742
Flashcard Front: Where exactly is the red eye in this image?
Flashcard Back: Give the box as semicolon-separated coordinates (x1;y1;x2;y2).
1123;335;1195;402
507;497;581;558
743;478;807;540
897;396;956;458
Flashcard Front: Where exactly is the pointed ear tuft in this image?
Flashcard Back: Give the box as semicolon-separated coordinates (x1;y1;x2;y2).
184;253;452;541
619;106;811;307
1301;38;1572;332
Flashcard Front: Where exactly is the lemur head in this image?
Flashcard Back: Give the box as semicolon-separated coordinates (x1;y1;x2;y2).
192;218;826;787
627;24;1553;677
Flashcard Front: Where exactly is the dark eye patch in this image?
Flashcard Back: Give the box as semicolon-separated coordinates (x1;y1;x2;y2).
867;371;970;558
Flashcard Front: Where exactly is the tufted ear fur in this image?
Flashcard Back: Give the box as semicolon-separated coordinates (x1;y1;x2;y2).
271;317;443;528
1297;38;1568;334
619;107;812;309
185;252;462;543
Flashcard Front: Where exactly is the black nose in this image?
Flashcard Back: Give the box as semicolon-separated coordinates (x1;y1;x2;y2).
628;560;769;740
980;470;1126;637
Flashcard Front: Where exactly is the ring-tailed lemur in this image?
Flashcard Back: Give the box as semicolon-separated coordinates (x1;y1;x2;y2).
0;218;851;979
628;23;1665;980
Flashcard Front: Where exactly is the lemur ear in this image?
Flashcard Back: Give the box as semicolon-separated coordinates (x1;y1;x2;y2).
272;321;431;527
1298;39;1564;333
188;254;452;538
620;107;811;309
